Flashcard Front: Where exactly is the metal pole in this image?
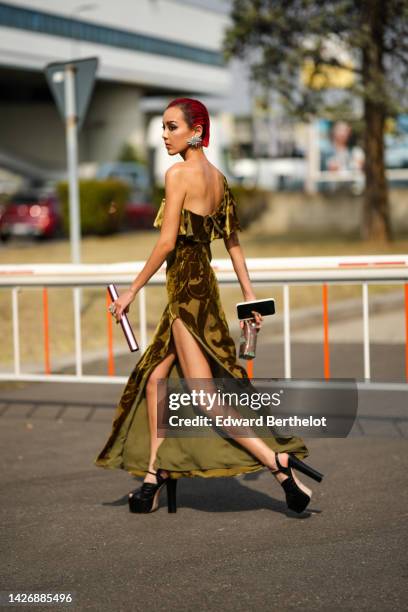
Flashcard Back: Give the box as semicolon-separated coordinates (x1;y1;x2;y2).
73;286;83;377
12;287;20;376
283;284;291;378
362;282;371;381
305;121;318;194
64;63;81;264
65;64;83;375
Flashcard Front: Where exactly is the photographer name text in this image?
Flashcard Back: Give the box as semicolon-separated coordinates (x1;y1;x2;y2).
167;415;327;428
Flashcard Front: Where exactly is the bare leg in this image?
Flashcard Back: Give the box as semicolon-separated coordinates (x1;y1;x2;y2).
141;338;176;484
168;318;307;488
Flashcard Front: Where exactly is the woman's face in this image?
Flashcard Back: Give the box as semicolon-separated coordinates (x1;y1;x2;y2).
332;121;352;146
162;106;202;155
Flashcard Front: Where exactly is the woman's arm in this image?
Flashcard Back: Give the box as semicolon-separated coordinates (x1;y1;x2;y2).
224;231;263;331
110;164;186;321
223;231;256;300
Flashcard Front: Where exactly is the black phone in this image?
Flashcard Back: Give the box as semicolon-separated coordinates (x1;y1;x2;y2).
236;298;275;320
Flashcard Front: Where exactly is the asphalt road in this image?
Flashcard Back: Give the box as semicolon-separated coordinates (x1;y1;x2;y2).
1;336;407;611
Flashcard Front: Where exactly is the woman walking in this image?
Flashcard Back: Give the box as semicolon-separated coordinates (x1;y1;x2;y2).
94;97;323;514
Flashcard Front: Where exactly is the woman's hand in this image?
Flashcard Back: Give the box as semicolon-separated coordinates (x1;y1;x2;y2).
239;294;263;333
108;289;136;324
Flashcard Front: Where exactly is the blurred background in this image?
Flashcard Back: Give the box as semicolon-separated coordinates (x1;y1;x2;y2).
0;0;407;379
1;6;407;607
1;0;407;242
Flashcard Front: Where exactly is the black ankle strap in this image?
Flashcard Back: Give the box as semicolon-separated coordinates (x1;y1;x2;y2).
275;453;284;471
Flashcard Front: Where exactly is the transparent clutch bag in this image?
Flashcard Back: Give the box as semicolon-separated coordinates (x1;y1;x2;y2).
239;319;258;360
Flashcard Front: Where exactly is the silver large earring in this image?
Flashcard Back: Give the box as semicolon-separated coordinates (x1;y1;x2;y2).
187;133;203;148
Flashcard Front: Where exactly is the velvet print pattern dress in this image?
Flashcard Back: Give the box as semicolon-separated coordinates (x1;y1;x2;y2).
94;176;309;479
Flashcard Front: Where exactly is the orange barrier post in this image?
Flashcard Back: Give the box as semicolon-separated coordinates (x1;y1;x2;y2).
106;291;115;376
42;287;51;374
405;284;408;382
246;359;254;379
322;283;330;379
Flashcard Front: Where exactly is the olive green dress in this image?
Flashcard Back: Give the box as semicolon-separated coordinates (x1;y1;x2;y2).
94;175;309;479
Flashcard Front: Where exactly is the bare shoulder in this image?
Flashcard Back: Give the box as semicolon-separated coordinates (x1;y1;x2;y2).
165;163;224;200
165;163;186;181
164;164;188;201
170;163;224;184
163;163;187;215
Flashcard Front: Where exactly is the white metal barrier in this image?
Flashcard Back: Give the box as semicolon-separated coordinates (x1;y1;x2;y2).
0;255;407;385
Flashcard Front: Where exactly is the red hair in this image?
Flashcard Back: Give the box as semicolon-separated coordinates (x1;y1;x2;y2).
166;98;210;147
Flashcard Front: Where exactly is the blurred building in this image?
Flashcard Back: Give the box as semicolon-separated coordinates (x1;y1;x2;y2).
0;0;255;186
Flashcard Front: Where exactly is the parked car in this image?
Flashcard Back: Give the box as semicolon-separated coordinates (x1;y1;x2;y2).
96;162;156;230
96;162;150;191
124;191;157;230
0;191;62;241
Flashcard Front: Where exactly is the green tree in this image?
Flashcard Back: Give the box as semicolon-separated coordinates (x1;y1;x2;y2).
117;142;147;165
223;0;408;241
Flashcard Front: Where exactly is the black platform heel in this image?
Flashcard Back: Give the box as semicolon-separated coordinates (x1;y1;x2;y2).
287;454;324;483
270;452;323;514
128;469;178;514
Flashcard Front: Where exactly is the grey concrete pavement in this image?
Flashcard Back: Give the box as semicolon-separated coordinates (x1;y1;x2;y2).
1;402;407;611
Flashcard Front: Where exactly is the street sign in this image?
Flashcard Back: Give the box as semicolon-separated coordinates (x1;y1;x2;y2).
44;56;98;266
45;56;98;131
44;56;98;363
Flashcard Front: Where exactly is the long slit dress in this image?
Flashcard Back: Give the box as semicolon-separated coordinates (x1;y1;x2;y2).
94;176;309;479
